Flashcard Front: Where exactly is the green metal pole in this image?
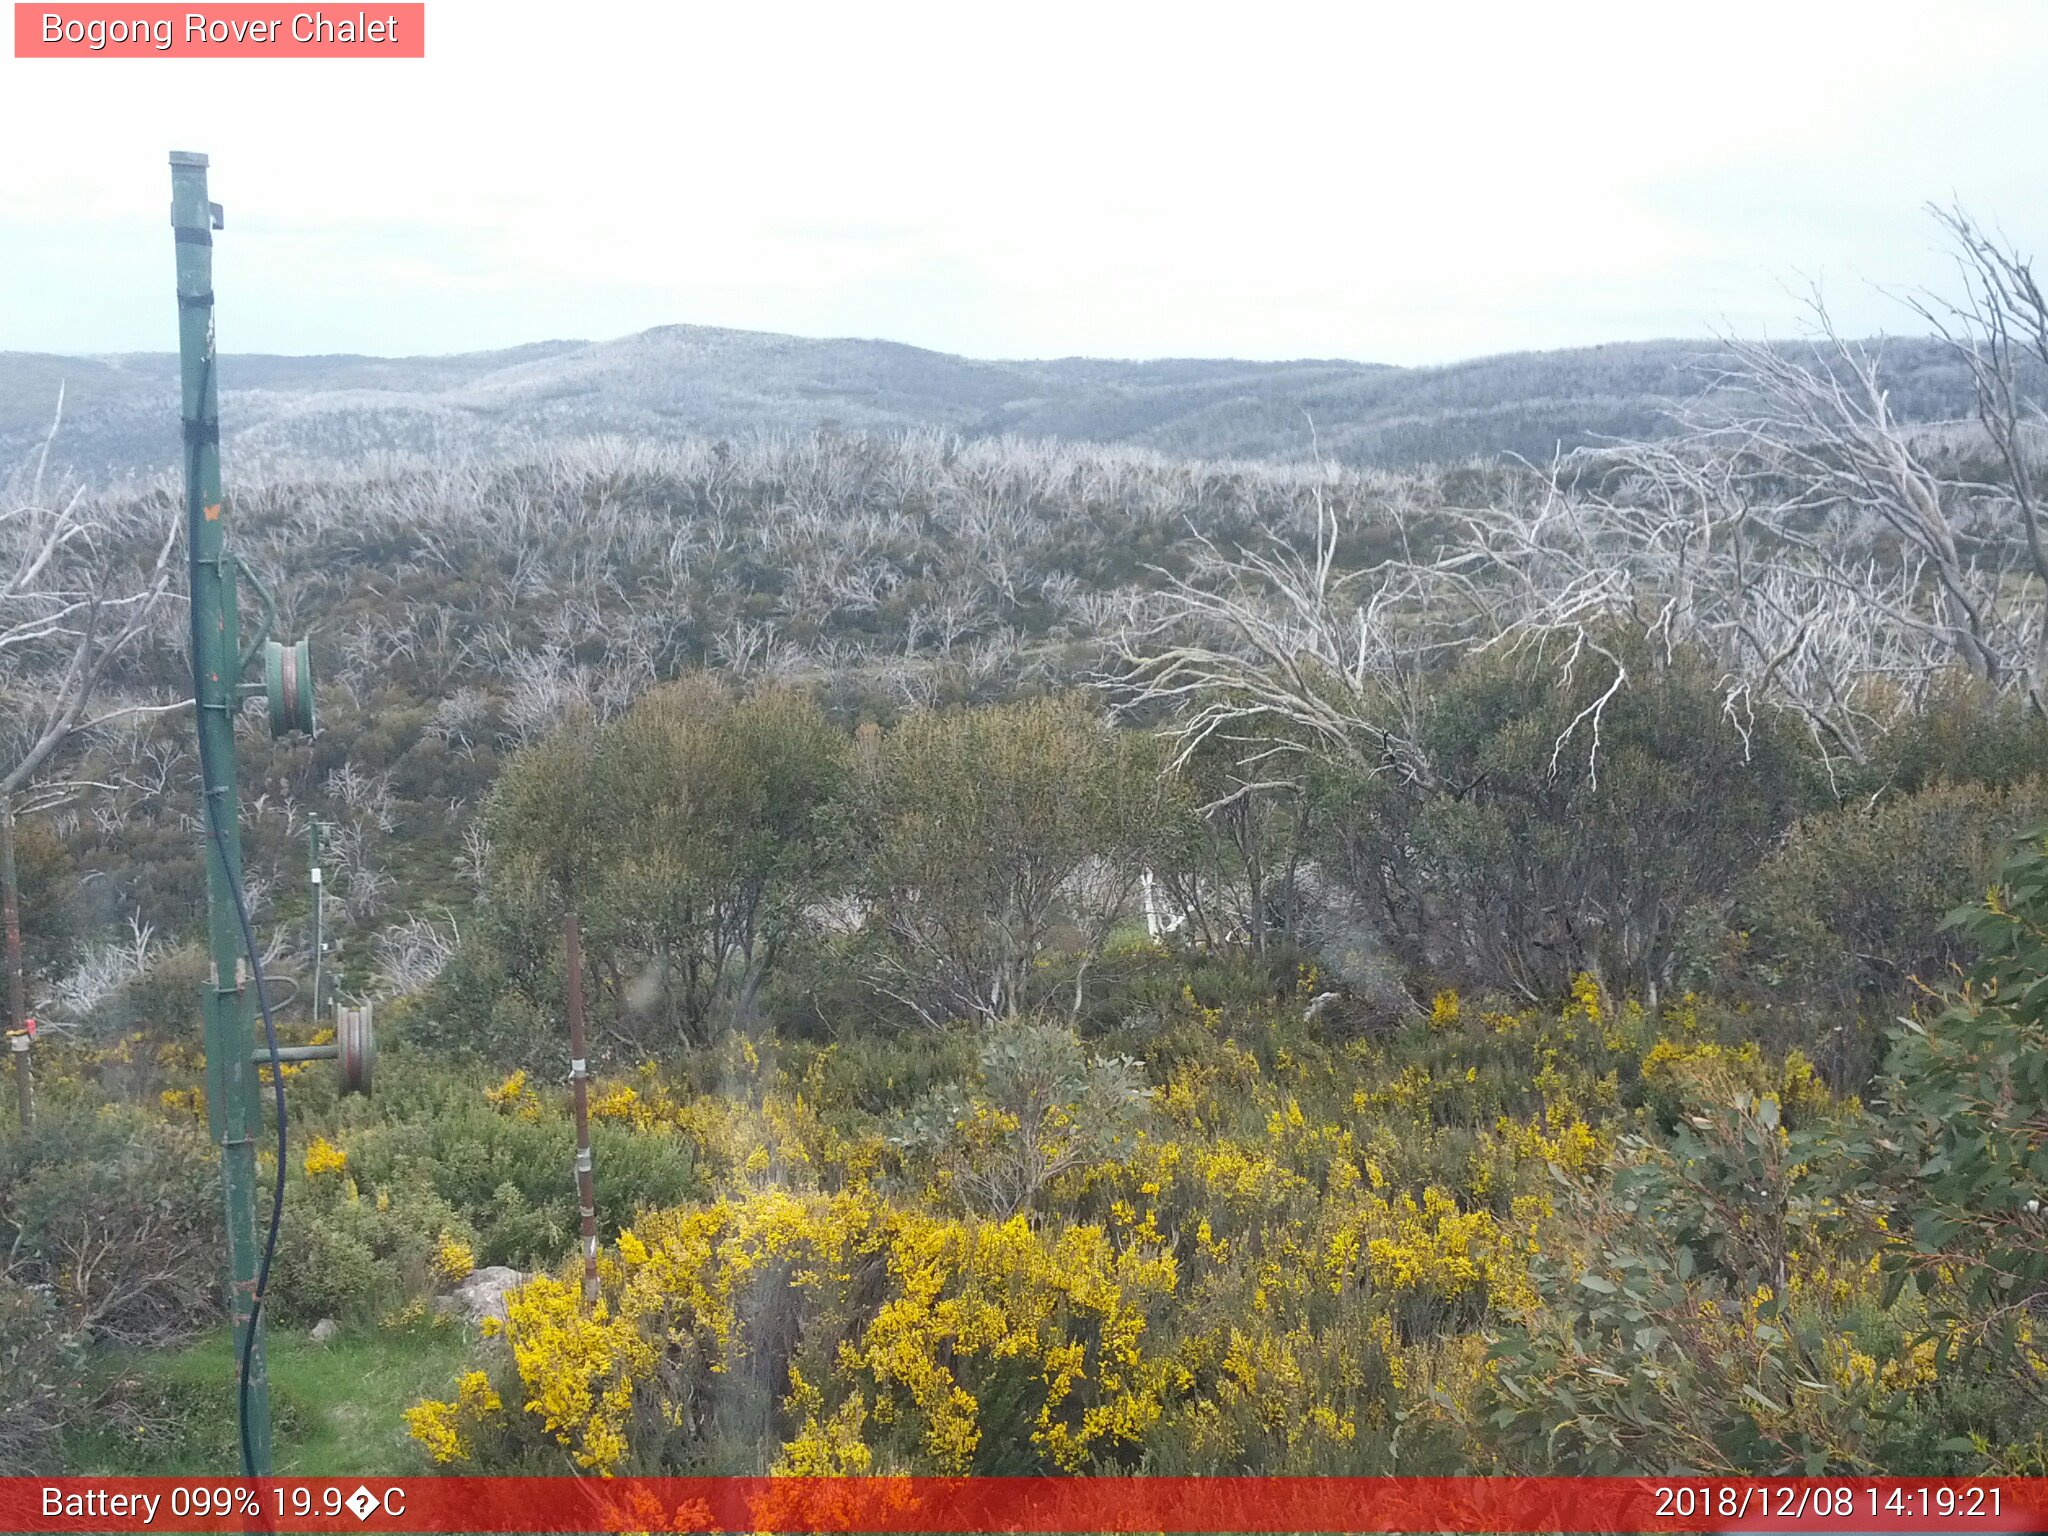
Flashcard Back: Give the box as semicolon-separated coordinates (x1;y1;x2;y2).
171;149;271;1475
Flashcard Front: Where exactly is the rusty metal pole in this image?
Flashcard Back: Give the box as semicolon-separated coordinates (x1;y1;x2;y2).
565;912;599;1307
2;795;25;1039
1;794;29;1133
9;1033;28;1135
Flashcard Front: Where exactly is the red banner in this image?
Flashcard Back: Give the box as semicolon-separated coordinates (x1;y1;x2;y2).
3;1477;2045;1533
13;4;424;57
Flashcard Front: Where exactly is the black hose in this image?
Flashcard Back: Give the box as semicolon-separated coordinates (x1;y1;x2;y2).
186;368;289;1482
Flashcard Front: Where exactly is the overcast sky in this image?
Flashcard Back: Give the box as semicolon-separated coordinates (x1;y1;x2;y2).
3;1;2045;366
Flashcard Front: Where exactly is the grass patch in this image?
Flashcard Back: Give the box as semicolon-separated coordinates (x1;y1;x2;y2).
69;1319;475;1475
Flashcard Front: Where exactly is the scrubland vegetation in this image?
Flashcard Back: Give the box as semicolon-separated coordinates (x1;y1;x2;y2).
5;209;2048;1478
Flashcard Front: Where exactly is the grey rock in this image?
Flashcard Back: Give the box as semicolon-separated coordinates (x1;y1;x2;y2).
436;1265;528;1326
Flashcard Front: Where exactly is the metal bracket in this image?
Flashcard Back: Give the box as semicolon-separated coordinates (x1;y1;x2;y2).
233;553;278;674
168;200;224;233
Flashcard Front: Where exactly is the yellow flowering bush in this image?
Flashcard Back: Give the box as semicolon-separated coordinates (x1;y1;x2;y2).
483;1069;543;1121
391;958;2010;1476
456;1188;1186;1475
403;1369;504;1465
1471;1104;1606;1197
303;1136;348;1178
433;1230;477;1285
157;1086;205;1121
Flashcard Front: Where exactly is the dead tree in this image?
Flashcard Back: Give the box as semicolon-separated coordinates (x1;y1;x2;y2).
1;395;181;1029
1112;205;2047;810
1111;479;1443;799
1911;203;2048;708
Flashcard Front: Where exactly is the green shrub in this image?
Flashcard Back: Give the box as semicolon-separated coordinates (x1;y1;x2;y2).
782;1031;981;1121
85;944;211;1042
483;680;851;1048
9;814;81;994
1862;679;2048;796
850;693;1185;1025
890;1016;1150;1218
586;1122;699;1234
1320;637;1814;1003
334;1066;696;1270
1487;1096;1907;1473
1732;778;2048;1010
1870;826;2048;1393
0;1104;221;1346
0;1277;85;1473
270;1177;475;1325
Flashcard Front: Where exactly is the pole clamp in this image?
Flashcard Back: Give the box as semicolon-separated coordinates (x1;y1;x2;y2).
183;419;221;446
170;199;224;231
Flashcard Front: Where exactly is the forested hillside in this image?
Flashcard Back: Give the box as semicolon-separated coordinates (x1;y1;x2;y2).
0;327;1996;482
5;213;2048;1481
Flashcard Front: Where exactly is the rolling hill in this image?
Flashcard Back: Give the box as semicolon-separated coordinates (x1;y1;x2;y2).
0;324;1985;484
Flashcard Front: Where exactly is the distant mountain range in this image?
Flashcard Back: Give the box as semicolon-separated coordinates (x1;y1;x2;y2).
0;324;1986;484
